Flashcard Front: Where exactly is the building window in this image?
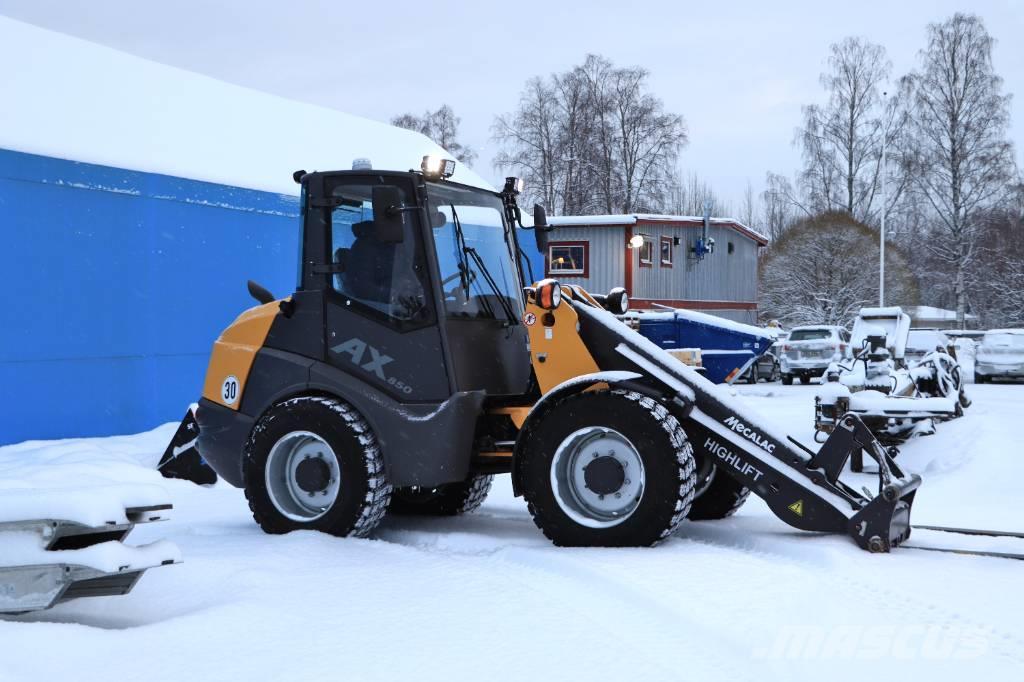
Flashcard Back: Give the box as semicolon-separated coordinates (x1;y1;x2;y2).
728;241;735;255
638;237;653;267
660;235;673;267
547;241;589;277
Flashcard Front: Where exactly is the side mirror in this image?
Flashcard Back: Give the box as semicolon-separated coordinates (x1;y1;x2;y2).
371;186;406;243
533;203;550;253
247;280;275;305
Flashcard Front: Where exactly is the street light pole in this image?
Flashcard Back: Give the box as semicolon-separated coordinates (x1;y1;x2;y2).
879;91;887;307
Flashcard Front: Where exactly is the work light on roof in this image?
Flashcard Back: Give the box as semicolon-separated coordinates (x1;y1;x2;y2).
421;155;456;180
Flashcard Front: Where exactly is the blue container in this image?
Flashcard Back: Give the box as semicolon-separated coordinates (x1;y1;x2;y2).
636;309;772;383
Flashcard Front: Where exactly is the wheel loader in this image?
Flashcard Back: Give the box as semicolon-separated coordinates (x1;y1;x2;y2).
168;157;1017;557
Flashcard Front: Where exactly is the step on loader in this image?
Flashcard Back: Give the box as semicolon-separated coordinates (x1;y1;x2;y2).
172;157;1018;558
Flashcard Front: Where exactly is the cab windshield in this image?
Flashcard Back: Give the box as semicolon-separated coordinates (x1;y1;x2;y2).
426;182;524;321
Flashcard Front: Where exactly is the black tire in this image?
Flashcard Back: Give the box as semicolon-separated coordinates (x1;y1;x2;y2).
749;365;759;384
243;396;392;537
781;374;793;385
687;464;751;520
799;375;810;385
390;475;493;516
518;389;697;547
976;374;987;384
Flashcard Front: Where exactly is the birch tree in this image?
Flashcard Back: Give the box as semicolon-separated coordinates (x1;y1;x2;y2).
493;54;687;215
902;13;1016;327
796;37;902;223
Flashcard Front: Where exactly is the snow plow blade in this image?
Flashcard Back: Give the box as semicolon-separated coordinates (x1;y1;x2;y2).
0;504;180;615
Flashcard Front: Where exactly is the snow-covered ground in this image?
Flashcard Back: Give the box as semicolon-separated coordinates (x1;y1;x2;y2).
2;384;1023;680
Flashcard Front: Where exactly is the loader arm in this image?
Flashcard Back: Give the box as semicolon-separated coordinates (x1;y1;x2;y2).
521;286;920;553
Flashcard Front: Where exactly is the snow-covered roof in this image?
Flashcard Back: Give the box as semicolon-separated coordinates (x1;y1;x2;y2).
0;16;489;196
904;305;978;322
547;213;769;245
987;328;1024;335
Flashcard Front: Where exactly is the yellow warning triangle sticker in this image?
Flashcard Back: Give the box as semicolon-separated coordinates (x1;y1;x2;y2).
788;500;804;516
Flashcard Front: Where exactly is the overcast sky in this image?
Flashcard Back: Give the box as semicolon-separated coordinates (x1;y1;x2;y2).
2;0;1021;210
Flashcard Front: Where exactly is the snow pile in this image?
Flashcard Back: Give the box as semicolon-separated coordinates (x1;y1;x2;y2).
0;424;179;570
0;484;170;526
0;16;488;195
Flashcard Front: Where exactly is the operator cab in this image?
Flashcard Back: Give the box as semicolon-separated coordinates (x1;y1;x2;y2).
293;158;548;403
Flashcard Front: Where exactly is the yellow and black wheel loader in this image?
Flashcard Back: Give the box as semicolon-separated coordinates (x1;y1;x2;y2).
168;157;1020;557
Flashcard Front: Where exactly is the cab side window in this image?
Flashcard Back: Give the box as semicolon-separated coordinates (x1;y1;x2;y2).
329;183;430;325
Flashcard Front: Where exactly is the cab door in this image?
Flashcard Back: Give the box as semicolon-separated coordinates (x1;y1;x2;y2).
321;174;450;402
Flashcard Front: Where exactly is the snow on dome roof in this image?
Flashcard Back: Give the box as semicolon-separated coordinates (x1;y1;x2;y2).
0;16;489;196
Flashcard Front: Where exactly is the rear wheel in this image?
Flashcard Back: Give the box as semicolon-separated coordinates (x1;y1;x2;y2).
390;475;493;516
749;365;760;384
799;375;810;385
243;396;391;537
518;390;697;547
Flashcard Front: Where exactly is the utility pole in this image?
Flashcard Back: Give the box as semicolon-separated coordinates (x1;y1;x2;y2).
879;91;887;307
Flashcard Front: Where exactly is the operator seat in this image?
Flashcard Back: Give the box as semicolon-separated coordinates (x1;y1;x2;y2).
341;220;395;304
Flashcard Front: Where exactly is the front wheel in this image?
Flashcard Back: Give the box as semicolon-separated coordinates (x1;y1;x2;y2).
243;396;392;537
517;390;697;547
781;374;793;386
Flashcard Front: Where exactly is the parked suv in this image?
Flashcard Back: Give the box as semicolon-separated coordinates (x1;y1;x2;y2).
780;325;850;385
975;329;1024;383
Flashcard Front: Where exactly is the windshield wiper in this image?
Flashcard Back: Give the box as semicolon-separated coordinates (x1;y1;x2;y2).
450;206;518;326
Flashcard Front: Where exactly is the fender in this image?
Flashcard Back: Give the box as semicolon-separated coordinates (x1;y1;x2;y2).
510;370;693;496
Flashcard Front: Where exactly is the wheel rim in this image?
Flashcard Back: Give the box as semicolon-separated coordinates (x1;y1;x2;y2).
549;426;645;528
265;430;341;521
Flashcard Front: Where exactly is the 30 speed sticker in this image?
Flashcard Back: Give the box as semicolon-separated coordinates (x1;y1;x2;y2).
221;375;239;405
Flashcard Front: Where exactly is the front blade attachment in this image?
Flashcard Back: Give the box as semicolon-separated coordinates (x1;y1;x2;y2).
158;406;217;486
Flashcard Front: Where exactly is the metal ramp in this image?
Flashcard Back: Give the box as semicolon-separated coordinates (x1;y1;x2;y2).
0;504;178;614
